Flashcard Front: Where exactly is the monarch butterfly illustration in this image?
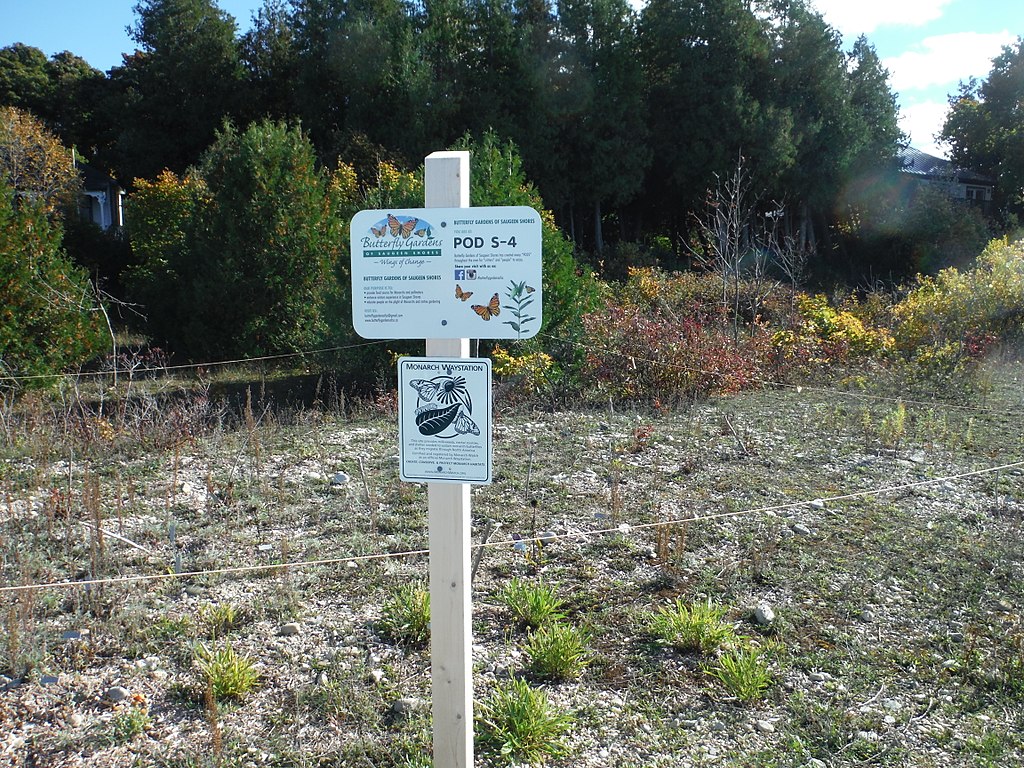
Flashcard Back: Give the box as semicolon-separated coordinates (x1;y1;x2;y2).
414;228;427;237
386;213;418;238
453;410;480;436
409;378;441;402
471;293;501;321
386;213;402;237
455;284;474;302
526;285;536;293
371;224;387;237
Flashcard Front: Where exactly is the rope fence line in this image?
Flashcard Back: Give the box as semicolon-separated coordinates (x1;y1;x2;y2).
541;331;1024;417
3;458;1021;596
0;338;399;383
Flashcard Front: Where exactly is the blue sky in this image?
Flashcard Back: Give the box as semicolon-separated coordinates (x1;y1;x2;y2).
2;0;1021;158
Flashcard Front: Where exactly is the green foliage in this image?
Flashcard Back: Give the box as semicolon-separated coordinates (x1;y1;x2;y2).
941;38;1024;220
497;578;566;631
894;237;1024;351
126;120;347;360
379;582;431;647
0;184;105;384
477;677;574;763
524;622;593;681
194;640;259;701
451;131;601;339
648;599;735;654
703;645;773;702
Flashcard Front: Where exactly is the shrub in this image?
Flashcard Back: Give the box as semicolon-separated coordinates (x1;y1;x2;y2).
648;599;735;653
477;677;574;763
894;237;1024;352
580;298;768;403
497;578;566;630
379;582;431;647
0;184;105;384
524;622;592;681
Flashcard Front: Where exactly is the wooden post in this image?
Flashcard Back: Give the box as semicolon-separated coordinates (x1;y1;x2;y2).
424;150;472;768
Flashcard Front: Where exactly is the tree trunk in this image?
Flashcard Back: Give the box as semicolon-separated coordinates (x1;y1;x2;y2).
594;199;604;255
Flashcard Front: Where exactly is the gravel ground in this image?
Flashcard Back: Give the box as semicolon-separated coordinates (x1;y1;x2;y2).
1;359;1023;767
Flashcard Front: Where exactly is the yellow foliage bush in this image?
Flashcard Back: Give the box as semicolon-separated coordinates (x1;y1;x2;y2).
492;345;556;394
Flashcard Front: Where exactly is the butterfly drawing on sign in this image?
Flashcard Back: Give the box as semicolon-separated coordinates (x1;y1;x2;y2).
414;227;428;237
525;285;536;293
408;378;441;402
453;409;480;436
370;223;387;237
386;213;418;238
455;284;474;302
471;293;501;321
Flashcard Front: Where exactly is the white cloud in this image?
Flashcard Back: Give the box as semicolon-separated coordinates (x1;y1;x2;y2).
811;0;953;36
884;31;1016;92
900;100;952;155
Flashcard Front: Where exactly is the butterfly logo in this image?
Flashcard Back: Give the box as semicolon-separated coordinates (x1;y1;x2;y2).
414;228;427;237
370;224;386;237
526;285;536;293
455;285;474;302
387;213;418;239
471;293;501;321
453;410;480;436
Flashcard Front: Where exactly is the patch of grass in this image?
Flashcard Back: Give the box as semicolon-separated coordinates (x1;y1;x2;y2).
703;645;772;702
496;578;566;630
379;581;431;647
107;704;152;744
477;677;574;763
648;599;735;653
198;602;245;639
194;641;259;701
524;621;593;681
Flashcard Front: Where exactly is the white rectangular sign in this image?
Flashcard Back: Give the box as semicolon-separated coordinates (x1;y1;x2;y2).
350;206;542;340
398;357;492;484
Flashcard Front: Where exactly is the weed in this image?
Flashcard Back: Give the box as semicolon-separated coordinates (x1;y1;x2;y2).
477;677;574;763
704;645;773;702
648;599;735;653
108;704;151;744
379;582;431;647
198;602;245;639
194;641;259;701
524;622;593;681
878;401;907;452
497;578;566;630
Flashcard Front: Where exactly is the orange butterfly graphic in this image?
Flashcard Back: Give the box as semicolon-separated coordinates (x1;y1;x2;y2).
526;285;536;293
371;224;386;237
455;284;474;302
471;293;501;320
386;213;418;238
414;228;427;237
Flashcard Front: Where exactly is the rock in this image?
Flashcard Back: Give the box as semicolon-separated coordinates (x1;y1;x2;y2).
278;622;301;637
369;669;385;685
755;719;775;734
710;719;728;731
807;759;827;768
808;499;826;509
792;523;812;536
392;697;426;717
106;686;131;703
860;609;875;622
63;629;89;641
69;713;84;727
808;672;830;683
908;451;926;464
183;586;204;597
753;605;775;625
330;472;351;486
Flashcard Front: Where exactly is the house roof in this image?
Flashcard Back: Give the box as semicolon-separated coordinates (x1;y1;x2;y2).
75;157;123;193
897;146;995;186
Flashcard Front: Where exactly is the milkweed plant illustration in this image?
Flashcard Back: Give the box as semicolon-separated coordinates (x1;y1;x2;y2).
503;280;537;338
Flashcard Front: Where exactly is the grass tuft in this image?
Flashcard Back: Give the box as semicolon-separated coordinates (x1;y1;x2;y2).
477;677;574;763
